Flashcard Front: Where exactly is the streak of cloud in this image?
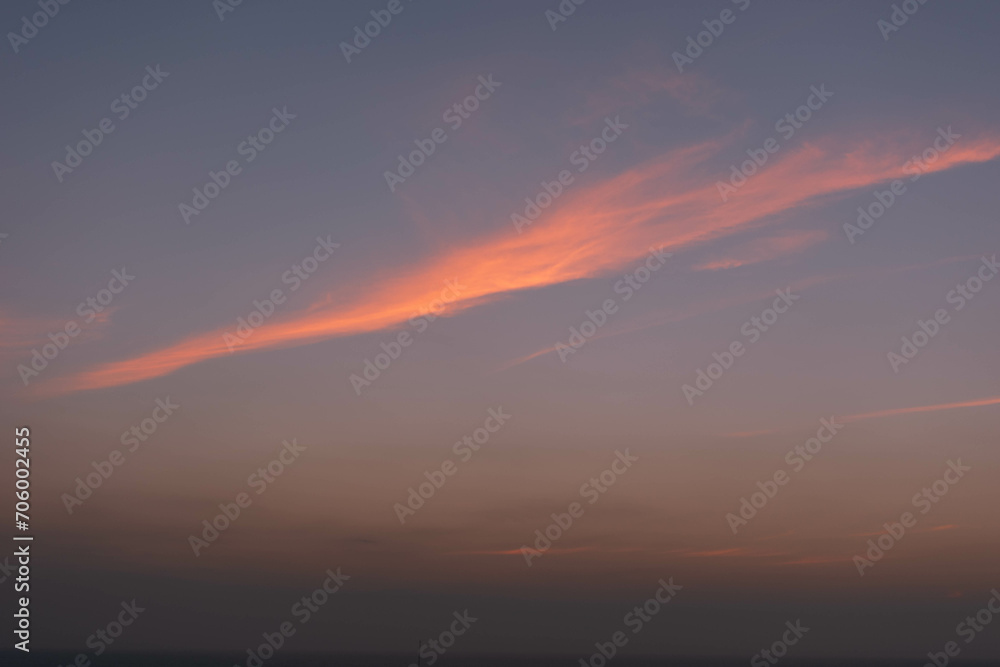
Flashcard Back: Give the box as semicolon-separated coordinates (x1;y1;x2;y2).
842;396;1000;422
43;131;1000;394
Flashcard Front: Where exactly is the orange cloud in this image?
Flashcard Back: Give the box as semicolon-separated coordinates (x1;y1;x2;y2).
0;307;116;360
843;396;1000;422
0;310;63;350
43;129;1000;395
693;229;827;271
720;395;1000;439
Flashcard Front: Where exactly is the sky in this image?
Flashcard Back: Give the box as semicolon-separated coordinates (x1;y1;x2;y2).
2;0;1000;661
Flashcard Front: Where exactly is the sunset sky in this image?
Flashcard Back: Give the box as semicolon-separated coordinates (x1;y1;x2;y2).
2;0;1000;661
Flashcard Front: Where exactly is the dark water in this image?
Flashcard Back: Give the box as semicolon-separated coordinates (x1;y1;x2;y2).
3;655;1000;667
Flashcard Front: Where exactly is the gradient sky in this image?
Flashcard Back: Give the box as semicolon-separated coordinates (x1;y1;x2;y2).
3;0;1000;660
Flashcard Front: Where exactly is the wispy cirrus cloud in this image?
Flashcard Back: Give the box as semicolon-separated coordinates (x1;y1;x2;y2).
0;307;116;358
495;250;987;371
693;229;828;271
41;127;1000;395
719;395;1000;439
842;396;1000;422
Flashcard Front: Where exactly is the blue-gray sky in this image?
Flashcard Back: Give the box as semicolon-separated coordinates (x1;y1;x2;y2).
2;0;1000;660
